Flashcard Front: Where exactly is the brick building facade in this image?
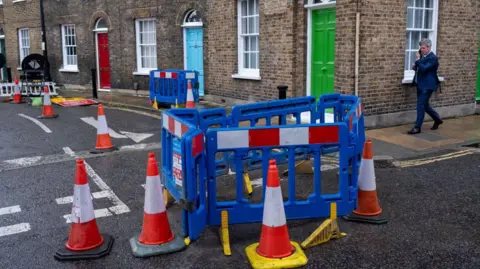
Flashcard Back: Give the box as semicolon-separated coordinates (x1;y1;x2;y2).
0;0;478;127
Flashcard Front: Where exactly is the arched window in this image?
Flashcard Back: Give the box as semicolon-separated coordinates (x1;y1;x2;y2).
94;18;108;32
184;10;202;24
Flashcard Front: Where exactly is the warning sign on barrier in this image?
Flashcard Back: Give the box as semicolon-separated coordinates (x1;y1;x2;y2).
172;137;183;187
51;97;98;107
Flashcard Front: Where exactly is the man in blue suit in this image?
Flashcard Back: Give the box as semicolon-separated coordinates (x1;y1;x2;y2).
408;38;443;135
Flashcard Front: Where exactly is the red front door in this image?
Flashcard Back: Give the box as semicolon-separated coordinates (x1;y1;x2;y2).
97;33;111;89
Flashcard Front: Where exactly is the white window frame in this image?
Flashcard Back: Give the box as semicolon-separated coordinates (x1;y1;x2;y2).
60;24;78;71
134;18;157;75
233;0;260;80
18;28;30;66
403;0;439;83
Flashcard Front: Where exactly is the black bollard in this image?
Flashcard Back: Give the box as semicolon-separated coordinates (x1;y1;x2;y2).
91;69;98;99
277;85;288;100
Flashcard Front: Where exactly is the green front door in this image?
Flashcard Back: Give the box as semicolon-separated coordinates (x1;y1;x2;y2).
477;42;480;101
311;8;336;100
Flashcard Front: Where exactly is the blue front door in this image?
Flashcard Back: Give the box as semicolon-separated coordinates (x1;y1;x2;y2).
185;28;204;97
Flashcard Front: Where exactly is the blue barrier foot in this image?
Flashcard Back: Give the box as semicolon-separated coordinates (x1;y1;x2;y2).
129;233;187;258
54;234;114;261
343;210;388;225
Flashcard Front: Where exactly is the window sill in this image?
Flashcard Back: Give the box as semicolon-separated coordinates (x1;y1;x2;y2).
12;0;26;3
133;71;151;76
59;68;79;73
402;76;445;84
232;74;261;81
17;67;22;71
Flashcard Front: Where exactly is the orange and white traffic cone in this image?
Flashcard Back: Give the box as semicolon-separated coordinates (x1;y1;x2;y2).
344;138;388;224
91;104;117;154
185;80;195;108
54;159;114;261
10;77;24;104
130;152;186;257
38;86;58;119
245;160;308;269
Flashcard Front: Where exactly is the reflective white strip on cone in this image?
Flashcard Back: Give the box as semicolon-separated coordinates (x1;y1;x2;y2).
175;121;182;137
162;114;169;130
358;159;376;191
70;184;95;223
44;94;51;105
280;127;308;146
217;130;249;149
262;186;287;227
14;86;20;94
187;89;194;101
97;115;109;135
144;175;166;214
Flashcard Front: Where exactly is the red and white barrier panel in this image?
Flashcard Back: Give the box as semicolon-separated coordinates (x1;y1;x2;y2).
216;126;340;150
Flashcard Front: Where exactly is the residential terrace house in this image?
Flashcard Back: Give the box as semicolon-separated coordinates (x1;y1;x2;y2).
0;0;478;127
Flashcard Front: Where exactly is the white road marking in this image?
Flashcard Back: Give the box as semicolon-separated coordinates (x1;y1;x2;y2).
120;144;148;150
58;147;131;223
0;205;21;216
0;205;31;237
0;143;161;172
0;223;31;237
80;117;128;138
55;190;112;205
63;209;112;224
62;147;75;157
119;131;154;143
18;113;52;133
4;156;42;166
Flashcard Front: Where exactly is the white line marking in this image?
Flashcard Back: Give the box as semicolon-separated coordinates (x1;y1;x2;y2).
119;131;154;143
62;147;75;157
80;117;128;139
18;113;52;133
55;190;112;205
59;147;131;223
0;223;31;237
120;144;148;150
63;209;112;224
4;156;42;166
0;205;21;216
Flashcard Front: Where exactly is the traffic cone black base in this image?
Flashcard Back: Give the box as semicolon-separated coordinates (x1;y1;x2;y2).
245;241;307;269
129;233;186;258
38;114;59;119
90;146;118;154
343;210;388;225
54;234;114;261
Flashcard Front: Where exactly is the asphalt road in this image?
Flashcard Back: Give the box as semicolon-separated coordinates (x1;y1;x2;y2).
0;101;479;269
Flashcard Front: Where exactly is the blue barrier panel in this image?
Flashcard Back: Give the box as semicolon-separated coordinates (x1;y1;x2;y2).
161;94;365;241
228;97;316;172
150;70;199;105
198;108;230;176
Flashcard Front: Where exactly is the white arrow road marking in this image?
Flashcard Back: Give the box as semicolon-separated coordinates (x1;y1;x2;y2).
18;113;52;133
119;131;154;143
80;117;128;139
0;205;31;237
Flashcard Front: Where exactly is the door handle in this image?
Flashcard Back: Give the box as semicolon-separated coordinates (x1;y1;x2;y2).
321;67;327;71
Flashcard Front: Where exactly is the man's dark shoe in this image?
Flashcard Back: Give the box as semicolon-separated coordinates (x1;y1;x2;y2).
431;120;443;130
407;128;421;135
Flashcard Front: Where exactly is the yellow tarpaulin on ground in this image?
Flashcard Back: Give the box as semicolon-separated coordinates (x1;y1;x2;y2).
51;96;98;107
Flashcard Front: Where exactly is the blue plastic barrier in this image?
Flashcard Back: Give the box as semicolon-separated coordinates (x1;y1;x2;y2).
161;93;366;241
150;69;200;105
